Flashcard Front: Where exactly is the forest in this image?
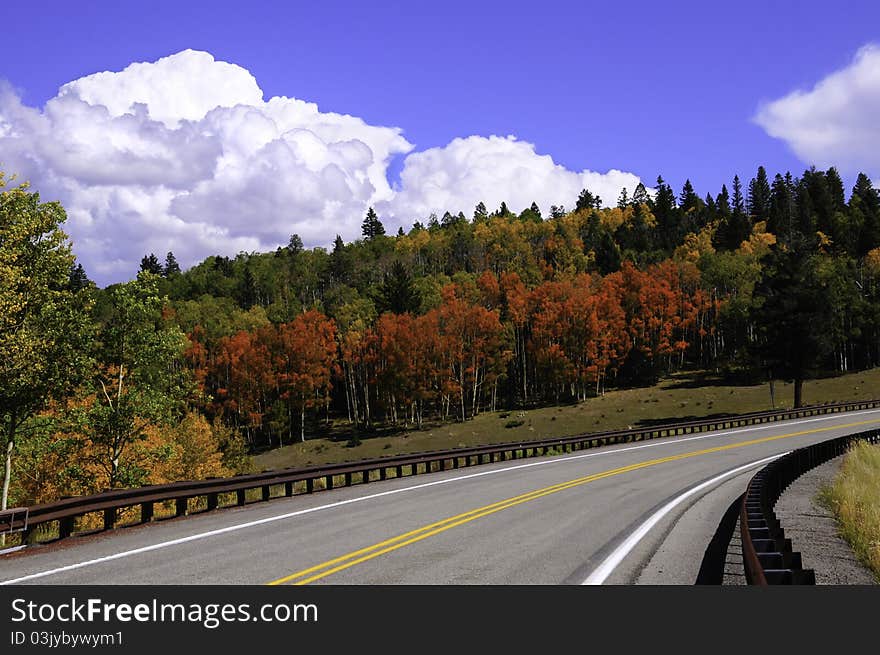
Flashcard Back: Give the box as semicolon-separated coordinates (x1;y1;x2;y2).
3;165;880;511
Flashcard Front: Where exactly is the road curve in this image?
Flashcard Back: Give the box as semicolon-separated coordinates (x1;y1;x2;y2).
2;409;878;585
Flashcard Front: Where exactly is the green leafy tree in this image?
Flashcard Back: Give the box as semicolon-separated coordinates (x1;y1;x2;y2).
80;272;189;488
0;174;93;514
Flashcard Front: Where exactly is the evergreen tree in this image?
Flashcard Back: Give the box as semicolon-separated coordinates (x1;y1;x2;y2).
651;176;678;249
494;201;512;218
576;189;601;212
361;207;385;240
825;167;846;212
679;179;700;213
473;202;488;223
287;234;303;256
753;245;836;407
68;262;92;292
617;187;630;208
520;202;542;222
549;205;567;219
237;266;258;309
140;253;163;276
632;182;649;205
768;173;795;242
747;166;771;220
718;175;752;250
329;234;350;282
732;175;745;215
851;173;880;255
163;251;181;277
377;261;420;314
716;185;731;216
595;229;622;275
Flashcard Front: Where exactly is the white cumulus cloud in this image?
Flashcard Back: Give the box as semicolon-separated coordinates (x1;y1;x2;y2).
380;135;640;222
0;50;643;285
754;44;880;177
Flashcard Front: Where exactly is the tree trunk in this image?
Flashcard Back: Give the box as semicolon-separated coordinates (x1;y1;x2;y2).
1;412;16;513
301;402;306;442
793;378;804;408
769;378;776;409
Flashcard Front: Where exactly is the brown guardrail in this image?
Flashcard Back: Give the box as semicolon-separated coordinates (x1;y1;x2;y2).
740;427;880;585
5;398;880;546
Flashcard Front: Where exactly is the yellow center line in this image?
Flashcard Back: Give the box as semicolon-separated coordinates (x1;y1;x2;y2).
268;417;880;585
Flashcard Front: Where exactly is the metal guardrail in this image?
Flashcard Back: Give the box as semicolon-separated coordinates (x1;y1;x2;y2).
740;427;880;585
0;507;28;535
7;398;880;546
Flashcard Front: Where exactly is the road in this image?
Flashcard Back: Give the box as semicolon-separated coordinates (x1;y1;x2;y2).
2;409;878;585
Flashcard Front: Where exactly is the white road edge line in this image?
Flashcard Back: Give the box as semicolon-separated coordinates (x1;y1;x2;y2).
2;409;875;585
581;452;787;585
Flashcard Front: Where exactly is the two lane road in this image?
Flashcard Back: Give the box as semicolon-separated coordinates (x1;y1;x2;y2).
3;409;877;585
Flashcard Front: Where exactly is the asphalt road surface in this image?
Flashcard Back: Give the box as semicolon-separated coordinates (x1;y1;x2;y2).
3;408;878;585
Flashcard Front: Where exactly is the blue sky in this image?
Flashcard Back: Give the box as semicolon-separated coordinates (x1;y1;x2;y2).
1;0;879;282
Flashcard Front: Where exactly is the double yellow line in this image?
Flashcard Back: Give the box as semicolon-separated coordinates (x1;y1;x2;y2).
268;417;880;585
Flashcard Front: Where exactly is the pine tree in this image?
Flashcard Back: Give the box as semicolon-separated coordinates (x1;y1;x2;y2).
732;175;745;215
287;234;303;256
679;179;699;213
473;202;488;222
377;261;420;314
68;262;92;292
361;207;385;240
768;173;795;242
632;182;649;205
825;167;846;212
163;251;181;277
330;234;350;282
747;166;771;220
651;176;678;249
617;188;630;208
140;253;163;276
852;173;880;255
576;189;600;212
716;185;731;216
720;175;752;250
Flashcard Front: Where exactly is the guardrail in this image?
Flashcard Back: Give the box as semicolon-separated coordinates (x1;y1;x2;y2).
6;397;880;547
740;427;880;585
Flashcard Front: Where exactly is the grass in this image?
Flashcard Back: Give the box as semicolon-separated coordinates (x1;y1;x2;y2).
252;367;880;473
818;440;880;581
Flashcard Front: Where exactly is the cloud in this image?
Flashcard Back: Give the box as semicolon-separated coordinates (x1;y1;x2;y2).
755;44;880;177
0;50;412;284
0;50;642;285
380;135;641;222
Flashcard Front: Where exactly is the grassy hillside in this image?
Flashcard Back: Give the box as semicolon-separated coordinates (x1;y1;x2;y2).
252;368;880;471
